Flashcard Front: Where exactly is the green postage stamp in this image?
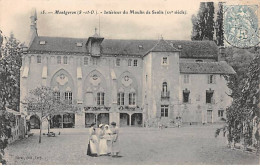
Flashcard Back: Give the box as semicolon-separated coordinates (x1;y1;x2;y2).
224;5;259;48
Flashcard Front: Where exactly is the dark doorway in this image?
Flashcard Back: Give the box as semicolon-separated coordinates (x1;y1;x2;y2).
97;113;109;126
85;113;96;127
30;115;40;129
131;113;143;127
120;113;129;127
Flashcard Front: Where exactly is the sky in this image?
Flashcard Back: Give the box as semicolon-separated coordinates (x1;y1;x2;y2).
0;0;259;45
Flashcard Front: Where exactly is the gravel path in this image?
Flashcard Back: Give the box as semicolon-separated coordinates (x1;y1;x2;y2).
4;124;259;165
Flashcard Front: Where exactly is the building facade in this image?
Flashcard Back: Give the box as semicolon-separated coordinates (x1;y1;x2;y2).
20;12;235;128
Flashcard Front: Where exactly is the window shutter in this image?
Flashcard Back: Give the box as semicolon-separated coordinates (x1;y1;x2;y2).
207;75;210;84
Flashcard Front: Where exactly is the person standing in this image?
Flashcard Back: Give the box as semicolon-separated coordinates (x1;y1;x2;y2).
104;125;112;155
98;124;108;156
86;123;98;157
110;122;120;157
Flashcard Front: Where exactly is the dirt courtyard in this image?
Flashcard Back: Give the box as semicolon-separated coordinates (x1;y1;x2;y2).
4;124;259;165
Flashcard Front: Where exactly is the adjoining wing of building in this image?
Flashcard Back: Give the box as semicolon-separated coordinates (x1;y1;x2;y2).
20;11;236;128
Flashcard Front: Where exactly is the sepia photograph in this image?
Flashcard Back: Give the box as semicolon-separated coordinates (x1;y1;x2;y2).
0;0;259;165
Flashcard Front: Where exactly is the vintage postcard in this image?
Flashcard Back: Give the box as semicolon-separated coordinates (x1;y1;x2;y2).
0;0;259;165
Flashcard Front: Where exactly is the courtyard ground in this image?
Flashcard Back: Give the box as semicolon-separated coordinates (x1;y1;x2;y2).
4;123;259;165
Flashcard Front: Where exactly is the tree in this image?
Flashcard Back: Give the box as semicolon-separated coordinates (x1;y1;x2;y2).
215;2;224;46
24;86;79;143
191;2;215;41
0;31;22;164
216;47;259;150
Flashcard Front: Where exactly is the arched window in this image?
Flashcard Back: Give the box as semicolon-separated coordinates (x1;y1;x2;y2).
57;56;61;64
162;82;167;92
37;55;41;63
63;56;68;64
128;59;132;66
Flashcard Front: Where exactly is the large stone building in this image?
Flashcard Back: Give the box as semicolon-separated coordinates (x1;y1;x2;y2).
21;12;235;128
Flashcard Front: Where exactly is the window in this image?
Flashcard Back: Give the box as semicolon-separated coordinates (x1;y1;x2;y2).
208;75;216;84
162;57;168;65
183;89;190;103
63;56;68;64
218;110;224;117
129;92;136;105
184;75;189;83
76;42;83;47
97;92;105;105
133;59;138;66
162;82;167;93
161;105;169;117
39;41;46;45
206;90;214;103
84;57;88;65
117;93;125;105
53;91;60;102
93;58;98;65
116;58;120;66
57;56;61;64
128;59;132;66
65;91;72;104
37;55;41;63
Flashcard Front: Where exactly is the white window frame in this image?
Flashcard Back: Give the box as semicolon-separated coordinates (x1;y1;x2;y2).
97;92;105;105
161;105;169;117
65;91;72;104
117;92;125;105
129;92;136;106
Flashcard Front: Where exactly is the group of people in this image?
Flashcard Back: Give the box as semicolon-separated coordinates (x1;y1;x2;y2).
87;122;120;157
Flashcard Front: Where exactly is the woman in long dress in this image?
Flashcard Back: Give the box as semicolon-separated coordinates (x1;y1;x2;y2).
98;124;108;156
104;125;112;155
87;123;98;157
110;122;120;157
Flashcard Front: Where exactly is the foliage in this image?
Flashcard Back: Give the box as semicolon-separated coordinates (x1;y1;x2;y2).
24;86;79;143
0;31;22;164
215;2;224;46
217;47;259;148
191;2;215;41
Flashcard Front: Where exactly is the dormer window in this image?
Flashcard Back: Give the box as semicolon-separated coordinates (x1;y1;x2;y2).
39;41;46;45
196;59;203;62
76;42;83;47
138;45;143;50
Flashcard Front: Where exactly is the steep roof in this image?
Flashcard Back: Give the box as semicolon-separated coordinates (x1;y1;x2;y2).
148;39;179;53
28;36;219;59
180;61;236;74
